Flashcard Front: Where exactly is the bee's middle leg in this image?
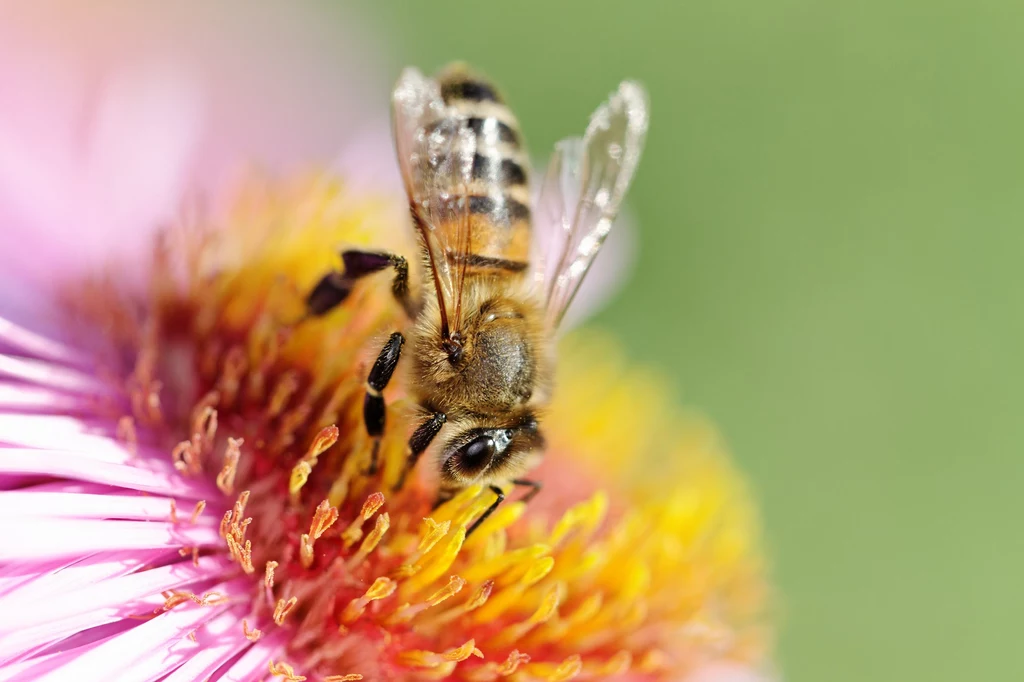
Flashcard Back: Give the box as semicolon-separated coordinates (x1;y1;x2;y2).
305;250;414;318
363;331;405;476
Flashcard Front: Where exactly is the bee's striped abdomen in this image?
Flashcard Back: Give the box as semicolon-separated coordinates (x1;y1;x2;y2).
437;64;532;268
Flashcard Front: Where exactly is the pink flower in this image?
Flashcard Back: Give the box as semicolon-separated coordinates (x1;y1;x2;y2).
0;6;772;680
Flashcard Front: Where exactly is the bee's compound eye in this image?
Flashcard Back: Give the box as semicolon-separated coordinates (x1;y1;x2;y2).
452;435;496;477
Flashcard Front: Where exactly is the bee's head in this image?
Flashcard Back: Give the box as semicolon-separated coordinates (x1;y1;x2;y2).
439;414;543;486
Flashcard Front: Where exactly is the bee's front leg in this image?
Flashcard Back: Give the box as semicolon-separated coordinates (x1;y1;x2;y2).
394;411;447;491
305;249;415;318
511;478;543;503
466;486;505;537
363;331;405;476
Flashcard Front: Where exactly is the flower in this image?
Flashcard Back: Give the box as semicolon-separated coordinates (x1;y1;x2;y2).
0;173;771;681
0;0;393;328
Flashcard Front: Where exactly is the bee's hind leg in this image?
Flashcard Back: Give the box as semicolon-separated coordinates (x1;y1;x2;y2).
304;250;414;318
362;331;405;476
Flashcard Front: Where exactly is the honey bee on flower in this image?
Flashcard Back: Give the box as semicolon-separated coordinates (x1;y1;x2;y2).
304;63;648;533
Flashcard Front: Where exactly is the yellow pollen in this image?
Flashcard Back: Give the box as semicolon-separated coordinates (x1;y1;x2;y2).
191;394;218;447
300;499;340;568
290;425;340;501
162;590;227;610
265;560;279;590
346;513;390;569
398;639;483;669
177;546;200;566
385;574;468;626
170;439;200;476
221;491;254;573
394;517;451;578
242;619;262;642
189;500;207;524
463;579;494;612
341;576;397;624
497;650;531;675
427;575;467;606
268;659;307;681
341;492;386;548
289;461;312;502
273;596;298;626
323;675;364;681
216;437;243;494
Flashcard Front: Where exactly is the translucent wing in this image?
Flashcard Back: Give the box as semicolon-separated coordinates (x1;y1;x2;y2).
534;81;649;329
392;68;477;342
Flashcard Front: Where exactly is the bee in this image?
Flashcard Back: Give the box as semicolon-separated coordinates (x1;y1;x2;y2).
305;63;648;533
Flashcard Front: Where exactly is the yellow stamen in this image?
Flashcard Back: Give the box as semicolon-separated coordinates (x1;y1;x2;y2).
346;512;390;569
340;492;385;548
216;437;243;494
341;576;397;624
273;596;298;626
268;659;306;681
242;619;262;642
290;425;339;501
189;500;206;524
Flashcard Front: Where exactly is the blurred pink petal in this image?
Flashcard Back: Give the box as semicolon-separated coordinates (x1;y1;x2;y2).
0;0;393;322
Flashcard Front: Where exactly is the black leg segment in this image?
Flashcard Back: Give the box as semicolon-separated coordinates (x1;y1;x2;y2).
303;249;413;319
511;478;543;504
394;411;446;491
466;485;505;537
363;332;404;475
305;272;353;317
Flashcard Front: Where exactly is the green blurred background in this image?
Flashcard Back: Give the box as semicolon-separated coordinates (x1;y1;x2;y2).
359;2;1024;681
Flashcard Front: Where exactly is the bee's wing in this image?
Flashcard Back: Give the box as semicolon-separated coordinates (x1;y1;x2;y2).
392;68;477;337
533;81;649;330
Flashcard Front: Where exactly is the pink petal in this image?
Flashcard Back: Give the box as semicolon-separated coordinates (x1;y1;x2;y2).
0;354;114;396
214;629;287;682
0;416;130;460
17;599;233;682
0;490;195;520
0;449;215;499
0;318;88;366
0;384;83;412
0;549;167;603
2;518;223;561
0;556;229;632
159;606;254;682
